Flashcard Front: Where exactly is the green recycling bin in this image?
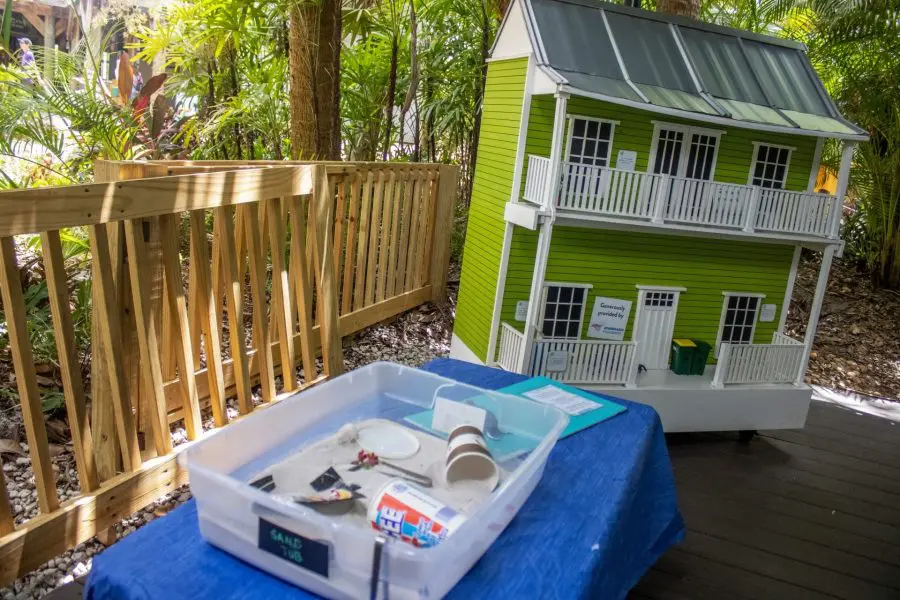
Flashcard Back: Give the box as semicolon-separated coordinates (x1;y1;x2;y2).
670;339;696;375
691;340;712;375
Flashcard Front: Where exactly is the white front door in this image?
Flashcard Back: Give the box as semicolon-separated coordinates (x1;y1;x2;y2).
633;288;683;370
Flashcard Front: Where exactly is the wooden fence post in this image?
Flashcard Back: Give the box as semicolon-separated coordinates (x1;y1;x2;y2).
430;165;458;303
311;165;345;376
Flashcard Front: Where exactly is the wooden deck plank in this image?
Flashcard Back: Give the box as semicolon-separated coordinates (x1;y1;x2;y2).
632;401;900;600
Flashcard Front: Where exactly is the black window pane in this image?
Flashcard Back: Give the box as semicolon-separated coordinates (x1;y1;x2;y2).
739;327;753;343
573;288;585;302
547;287;558;302
726;309;736;323
544;304;554;320
774;165;786;184
573;119;585;136
542;322;553;336
600;122;611;138
764;163;776;180
559;287;572;303
754;162;765;179
556;304;570;321
570;138;583;157
567;322;579;338
571;304;583;321
748;297;760;311
584;140;596;157
597;143;609;159
587;121;598;138
553;322;568;337
779;148;789;163
757;146;768;162
722;326;733;341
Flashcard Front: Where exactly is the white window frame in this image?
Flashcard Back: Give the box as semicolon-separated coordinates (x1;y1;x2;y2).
539;282;593;340
647;121;725;180
564;115;618;168
715;292;766;355
748;142;794;189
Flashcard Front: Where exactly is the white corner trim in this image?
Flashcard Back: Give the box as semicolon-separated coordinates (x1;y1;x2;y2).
779;246;802;333
751;141;797;152
650;120;726;137
722;291;767;298
636;285;687;292
566;114;621;126
485;223;515;365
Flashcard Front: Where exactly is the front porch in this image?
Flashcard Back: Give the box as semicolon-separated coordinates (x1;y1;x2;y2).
497;322;807;388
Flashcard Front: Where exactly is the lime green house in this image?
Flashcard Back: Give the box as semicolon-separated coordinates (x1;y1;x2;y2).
451;0;867;432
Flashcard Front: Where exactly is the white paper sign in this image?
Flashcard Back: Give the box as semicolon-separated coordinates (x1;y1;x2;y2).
587;296;632;341
432;397;487;433
546;351;569;372
515;300;528;322
523;385;599;416
760;303;777;322
616;150;637;172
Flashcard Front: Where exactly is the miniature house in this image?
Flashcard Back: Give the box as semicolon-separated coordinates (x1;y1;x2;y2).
451;0;867;432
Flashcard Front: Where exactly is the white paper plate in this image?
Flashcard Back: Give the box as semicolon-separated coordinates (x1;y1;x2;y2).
357;423;421;459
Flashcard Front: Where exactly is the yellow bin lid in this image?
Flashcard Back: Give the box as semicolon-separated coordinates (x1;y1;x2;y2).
673;339;696;347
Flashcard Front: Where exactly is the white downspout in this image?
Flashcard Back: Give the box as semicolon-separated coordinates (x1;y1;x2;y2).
517;90;569;373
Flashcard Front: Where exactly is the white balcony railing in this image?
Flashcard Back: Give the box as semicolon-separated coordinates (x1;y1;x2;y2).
531;337;638;385
497;322;525;372
712;332;806;387
522;156;842;240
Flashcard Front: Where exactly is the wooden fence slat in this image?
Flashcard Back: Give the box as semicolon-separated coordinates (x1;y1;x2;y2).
353;172;373;311
189;211;228;427
340;172;361;315
365;170;386;307
396;169;415;293
0;237;60;512
160;273;177;381
187;251;202;366
311;166;345;376
404;171;424;291
376;171;395;302
267;198;297;392
431;165;458;301
159;214;203;439
386;170;405;297
0;469;13;536
216;207;253;413
332;176;347;283
39;231;98;492
242;204;276;403
122;221;172;459
416;171;438;288
289;196;318;383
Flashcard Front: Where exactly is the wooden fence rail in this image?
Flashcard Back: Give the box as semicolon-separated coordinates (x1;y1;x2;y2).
0;160;457;585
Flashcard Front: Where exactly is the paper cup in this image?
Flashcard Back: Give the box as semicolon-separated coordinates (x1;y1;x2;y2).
444;425;499;493
368;479;466;548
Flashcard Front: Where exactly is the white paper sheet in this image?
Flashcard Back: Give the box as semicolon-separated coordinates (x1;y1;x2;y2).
522;385;599;416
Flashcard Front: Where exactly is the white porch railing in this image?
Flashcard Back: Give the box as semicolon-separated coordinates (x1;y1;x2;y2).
712;332;806;387
523;155;551;205
497;322;525;372
531;338;637;385
522;156;842;240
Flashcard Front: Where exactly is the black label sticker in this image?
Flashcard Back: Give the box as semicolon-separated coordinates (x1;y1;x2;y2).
258;518;329;578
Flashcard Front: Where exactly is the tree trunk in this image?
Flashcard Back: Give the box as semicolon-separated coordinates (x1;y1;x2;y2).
656;0;700;18
316;0;342;159
382;36;399;161
288;1;319;159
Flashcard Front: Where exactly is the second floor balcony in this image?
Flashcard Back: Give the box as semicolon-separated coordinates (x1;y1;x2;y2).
521;155;842;243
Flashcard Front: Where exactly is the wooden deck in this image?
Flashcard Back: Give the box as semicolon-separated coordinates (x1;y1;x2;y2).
630;399;900;600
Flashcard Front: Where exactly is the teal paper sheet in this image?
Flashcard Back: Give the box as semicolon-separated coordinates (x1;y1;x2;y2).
498;377;627;439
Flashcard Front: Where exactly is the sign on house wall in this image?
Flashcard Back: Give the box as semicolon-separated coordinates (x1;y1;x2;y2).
587;297;632;341
616;150;637;172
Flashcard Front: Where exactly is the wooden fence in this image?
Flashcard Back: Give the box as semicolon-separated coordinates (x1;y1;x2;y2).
0;160;457;585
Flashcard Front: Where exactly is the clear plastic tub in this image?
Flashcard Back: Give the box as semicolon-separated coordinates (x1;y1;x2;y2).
180;362;568;599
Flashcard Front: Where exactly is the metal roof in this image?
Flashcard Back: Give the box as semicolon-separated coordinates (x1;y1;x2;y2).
519;0;867;140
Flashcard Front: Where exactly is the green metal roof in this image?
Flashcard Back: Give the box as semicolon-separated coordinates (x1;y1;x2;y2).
519;0;867;140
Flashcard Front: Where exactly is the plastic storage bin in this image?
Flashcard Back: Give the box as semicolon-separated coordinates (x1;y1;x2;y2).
670;339;696;375
690;340;712;375
180;362;568;600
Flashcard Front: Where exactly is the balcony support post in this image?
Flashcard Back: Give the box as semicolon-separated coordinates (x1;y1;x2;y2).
652;175;669;224
830;141;856;239
518;91;568;372
796;245;835;386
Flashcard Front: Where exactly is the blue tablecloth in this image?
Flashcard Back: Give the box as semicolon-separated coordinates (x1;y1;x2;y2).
86;359;683;600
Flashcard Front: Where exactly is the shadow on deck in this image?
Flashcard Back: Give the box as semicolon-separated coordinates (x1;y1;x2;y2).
630;400;900;600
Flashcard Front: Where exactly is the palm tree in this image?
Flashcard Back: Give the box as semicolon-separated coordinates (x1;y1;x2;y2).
658;0;701;18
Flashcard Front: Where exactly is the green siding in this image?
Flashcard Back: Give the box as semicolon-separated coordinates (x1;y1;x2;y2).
454;57;528;361
501;228;795;362
522;95;818;194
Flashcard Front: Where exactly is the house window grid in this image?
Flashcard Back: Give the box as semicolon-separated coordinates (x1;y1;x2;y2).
750;143;793;189
565;116;616;168
716;293;765;354
648;122;724;181
685;134;717;180
643;291;676;308
540;283;590;340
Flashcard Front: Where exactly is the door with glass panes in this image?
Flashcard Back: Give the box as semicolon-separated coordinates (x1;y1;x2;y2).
651;125;720;220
